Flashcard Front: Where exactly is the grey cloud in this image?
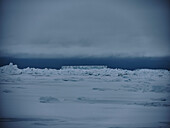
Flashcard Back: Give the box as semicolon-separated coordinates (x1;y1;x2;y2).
0;0;170;58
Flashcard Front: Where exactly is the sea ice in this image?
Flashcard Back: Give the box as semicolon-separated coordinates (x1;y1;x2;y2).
0;63;170;128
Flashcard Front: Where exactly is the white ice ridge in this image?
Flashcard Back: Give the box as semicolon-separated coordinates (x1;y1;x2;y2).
0;63;170;79
0;63;170;94
61;66;107;69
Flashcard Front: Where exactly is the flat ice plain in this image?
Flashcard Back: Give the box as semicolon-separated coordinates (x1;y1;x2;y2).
0;63;170;128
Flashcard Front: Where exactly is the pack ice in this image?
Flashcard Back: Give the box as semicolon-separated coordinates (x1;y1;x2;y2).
0;63;170;128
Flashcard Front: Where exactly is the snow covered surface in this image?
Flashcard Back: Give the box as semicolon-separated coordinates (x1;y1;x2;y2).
0;63;170;128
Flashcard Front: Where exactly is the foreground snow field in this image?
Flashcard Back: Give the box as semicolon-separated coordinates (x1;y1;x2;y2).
0;63;170;128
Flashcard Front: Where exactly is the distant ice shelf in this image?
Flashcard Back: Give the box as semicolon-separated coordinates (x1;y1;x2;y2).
61;65;107;70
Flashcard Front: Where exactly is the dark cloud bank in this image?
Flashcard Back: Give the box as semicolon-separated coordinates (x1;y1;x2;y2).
0;0;170;69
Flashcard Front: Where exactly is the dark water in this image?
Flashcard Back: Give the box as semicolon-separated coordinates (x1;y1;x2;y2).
0;57;170;70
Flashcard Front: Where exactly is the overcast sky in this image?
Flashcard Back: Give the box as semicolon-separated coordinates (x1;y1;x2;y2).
0;0;169;58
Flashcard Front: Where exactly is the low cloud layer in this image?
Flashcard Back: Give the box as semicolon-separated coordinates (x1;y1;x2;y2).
0;0;170;58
